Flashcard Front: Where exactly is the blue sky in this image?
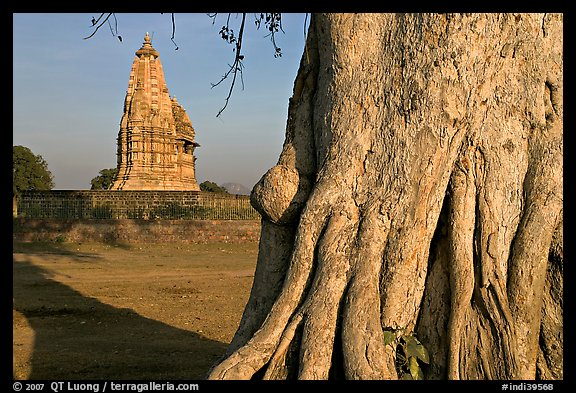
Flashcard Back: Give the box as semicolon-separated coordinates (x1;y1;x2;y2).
13;13;307;190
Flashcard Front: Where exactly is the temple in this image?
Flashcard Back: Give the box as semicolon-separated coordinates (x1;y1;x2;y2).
111;33;200;191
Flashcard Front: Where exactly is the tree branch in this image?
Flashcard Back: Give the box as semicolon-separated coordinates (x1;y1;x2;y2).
210;13;247;117
84;13;121;42
83;13;286;117
84;13;113;40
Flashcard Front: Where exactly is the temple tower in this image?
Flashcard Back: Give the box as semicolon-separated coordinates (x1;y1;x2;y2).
111;33;200;191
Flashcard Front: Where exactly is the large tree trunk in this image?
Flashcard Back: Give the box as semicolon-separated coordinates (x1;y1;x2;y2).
207;13;563;380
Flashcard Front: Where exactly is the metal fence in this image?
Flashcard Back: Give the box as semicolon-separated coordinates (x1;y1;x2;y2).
15;191;260;220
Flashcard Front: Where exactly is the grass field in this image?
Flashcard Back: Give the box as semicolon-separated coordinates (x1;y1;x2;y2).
12;241;259;380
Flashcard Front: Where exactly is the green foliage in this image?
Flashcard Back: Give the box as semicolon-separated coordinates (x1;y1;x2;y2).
13;145;54;196
383;329;396;346
382;328;430;380
200;181;229;194
90;168;119;190
404;335;430;365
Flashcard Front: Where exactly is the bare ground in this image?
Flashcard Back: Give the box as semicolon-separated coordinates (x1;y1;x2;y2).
12;241;258;380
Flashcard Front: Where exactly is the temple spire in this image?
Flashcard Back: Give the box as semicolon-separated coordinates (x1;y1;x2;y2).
136;32;159;58
111;33;199;191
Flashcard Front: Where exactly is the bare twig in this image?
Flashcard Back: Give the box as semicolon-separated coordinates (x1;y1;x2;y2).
84;13;114;40
169;13;179;50
108;13;121;41
159;12;179;49
84;13;122;42
211;13;247;117
255;13;284;58
210;13;286;117
304;13;310;64
84;12;286;117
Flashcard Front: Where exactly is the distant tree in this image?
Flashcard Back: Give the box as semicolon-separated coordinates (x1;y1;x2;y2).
200;181;229;194
13;145;54;197
90;168;119;190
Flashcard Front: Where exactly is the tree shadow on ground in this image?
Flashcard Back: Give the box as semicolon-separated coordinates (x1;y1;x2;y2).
13;252;227;380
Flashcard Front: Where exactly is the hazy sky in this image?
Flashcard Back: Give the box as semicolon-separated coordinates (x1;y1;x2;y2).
13;13;307;190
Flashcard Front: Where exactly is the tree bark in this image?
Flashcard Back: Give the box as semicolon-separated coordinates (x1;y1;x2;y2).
207;13;563;380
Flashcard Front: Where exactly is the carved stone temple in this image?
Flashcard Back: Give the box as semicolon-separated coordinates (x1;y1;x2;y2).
111;33;200;191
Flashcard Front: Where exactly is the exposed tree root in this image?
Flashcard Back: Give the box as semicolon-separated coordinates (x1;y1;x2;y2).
342;207;395;379
446;149;476;380
223;220;295;355
263;311;304;379
207;183;337;379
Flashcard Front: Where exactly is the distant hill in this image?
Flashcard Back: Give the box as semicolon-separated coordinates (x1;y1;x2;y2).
221;182;251;196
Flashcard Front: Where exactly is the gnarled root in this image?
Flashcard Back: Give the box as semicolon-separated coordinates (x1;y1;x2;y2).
207;182;337;379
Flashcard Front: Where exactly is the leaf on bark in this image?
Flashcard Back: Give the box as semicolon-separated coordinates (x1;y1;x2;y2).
404;336;430;364
401;372;414;380
383;329;396;346
409;356;424;380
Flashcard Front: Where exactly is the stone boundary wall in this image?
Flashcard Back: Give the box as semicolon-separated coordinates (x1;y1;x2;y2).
16;190;258;220
13;218;262;244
